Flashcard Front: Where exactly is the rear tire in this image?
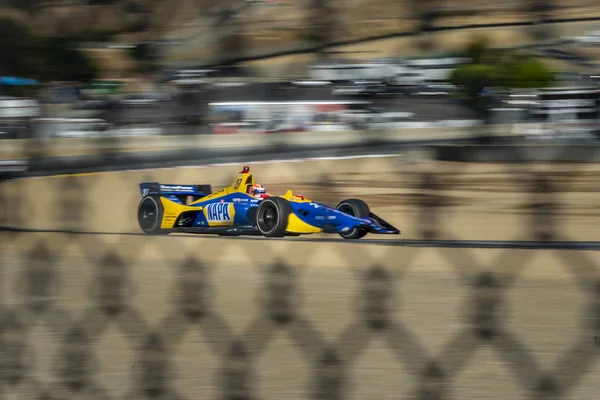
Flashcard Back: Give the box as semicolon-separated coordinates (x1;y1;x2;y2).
256;197;292;237
138;195;168;235
336;198;370;239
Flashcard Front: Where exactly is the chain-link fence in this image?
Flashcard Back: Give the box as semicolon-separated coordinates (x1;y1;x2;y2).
1;154;600;399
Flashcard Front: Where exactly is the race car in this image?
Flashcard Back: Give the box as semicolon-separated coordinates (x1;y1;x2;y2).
137;166;400;239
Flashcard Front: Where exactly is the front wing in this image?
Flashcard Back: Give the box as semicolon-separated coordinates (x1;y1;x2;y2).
285;202;400;235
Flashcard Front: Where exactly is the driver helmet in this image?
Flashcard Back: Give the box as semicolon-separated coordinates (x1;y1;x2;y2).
249;184;268;198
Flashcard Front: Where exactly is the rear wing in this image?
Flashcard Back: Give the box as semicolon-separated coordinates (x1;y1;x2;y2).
139;182;212;197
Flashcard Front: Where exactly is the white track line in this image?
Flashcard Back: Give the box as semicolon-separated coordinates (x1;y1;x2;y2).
22;153;403;180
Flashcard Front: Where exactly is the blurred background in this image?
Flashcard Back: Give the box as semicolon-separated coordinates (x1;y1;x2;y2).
2;1;600;400
0;0;599;147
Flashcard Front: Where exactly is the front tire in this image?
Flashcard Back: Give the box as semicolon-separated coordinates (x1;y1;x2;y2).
336;198;370;239
256;197;292;237
138;195;168;235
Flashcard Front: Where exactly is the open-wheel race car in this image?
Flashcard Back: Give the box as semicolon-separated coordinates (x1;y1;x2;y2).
137;166;400;239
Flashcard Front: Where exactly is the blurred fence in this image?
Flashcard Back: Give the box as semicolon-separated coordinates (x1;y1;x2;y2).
2;156;600;399
0;125;496;179
3;122;600;181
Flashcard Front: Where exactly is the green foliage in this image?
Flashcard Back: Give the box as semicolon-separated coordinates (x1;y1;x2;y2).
452;35;555;97
450;35;555;119
501;54;554;89
450;63;501;98
466;35;489;64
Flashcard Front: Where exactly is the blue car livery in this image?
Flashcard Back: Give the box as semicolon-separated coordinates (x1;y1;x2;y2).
137;166;400;239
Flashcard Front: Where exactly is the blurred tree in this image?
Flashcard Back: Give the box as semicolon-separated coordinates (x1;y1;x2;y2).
130;41;160;74
409;0;440;33
408;0;440;53
501;54;554;89
524;0;557;41
214;4;246;64
306;0;336;60
124;0;152;33
451;35;554;120
34;37;99;82
0;18;37;76
466;35;490;64
5;0;43;14
0;18;98;83
126;0;141;13
130;42;155;62
451;64;502;99
526;0;556;23
130;18;151;33
88;0;120;4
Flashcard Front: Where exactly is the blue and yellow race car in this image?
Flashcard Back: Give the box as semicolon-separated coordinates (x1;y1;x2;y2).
137;166;400;239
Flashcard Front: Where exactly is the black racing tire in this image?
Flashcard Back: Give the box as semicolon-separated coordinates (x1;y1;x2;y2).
256;197;292;237
336;198;370;239
137;195;168;235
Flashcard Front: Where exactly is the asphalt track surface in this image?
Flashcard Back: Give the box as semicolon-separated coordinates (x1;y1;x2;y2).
3;226;600;250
